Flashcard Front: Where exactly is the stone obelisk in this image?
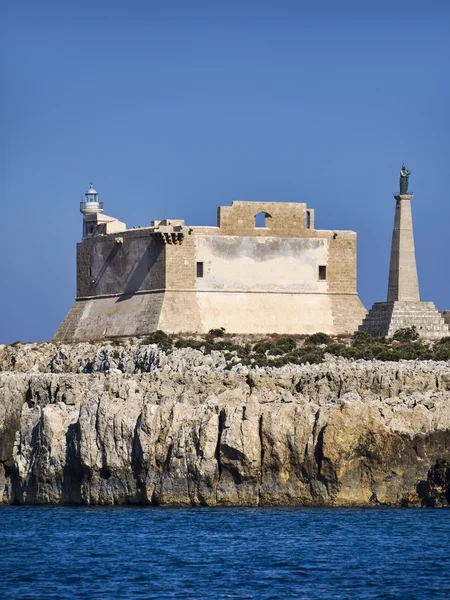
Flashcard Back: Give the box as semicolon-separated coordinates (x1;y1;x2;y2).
359;165;449;339
386;193;420;302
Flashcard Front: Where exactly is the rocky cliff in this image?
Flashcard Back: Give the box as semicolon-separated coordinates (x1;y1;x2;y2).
1;341;450;506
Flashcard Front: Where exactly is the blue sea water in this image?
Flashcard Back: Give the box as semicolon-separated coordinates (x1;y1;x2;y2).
1;507;449;599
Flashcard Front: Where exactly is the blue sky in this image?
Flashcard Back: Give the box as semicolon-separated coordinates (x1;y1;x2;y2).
1;0;450;343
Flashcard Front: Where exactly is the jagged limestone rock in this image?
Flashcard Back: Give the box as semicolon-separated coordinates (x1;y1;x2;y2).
1;342;450;505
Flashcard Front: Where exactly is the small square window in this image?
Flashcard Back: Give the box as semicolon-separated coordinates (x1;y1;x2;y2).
196;262;204;278
318;265;327;281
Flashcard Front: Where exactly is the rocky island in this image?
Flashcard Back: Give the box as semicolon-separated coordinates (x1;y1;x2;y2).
1;335;450;507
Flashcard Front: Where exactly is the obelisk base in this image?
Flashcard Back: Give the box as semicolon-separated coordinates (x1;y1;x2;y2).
359;301;449;339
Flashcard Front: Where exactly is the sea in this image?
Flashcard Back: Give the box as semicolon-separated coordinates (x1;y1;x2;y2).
1;506;449;599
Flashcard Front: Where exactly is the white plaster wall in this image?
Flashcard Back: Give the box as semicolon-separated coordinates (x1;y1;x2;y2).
195;292;335;334
195;236;329;293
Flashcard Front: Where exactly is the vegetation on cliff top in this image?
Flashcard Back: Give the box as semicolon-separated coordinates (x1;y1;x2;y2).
136;327;450;369
6;327;450;371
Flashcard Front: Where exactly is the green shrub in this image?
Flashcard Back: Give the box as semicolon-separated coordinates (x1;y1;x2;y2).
143;330;173;352
251;353;269;368
396;342;431;360
267;355;294;368
296;348;325;364
393;326;419;342
238;343;251;358
9;340;21;347
351;331;375;346
305;332;331;346
253;337;296;356
174;338;204;350
433;345;450;361
327;343;350;356
370;345;400;361
209;341;241;353
276;337;297;353
253;340;272;355
340;346;363;360
207;327;226;338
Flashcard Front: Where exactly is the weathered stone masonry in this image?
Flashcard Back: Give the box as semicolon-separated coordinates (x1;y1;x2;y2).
55;200;367;341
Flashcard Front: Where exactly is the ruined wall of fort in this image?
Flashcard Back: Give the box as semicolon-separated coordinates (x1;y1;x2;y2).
217;200;314;236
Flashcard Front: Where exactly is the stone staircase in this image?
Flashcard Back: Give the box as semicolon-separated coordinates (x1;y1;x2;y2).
359;301;450;339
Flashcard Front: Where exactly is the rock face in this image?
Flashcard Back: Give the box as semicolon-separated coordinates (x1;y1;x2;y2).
1;341;450;506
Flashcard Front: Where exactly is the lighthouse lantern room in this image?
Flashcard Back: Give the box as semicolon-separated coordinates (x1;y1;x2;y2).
80;182;104;238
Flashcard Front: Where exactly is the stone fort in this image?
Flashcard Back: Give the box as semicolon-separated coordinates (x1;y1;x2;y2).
54;185;367;341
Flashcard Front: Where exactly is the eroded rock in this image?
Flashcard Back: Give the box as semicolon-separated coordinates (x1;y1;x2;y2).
1;343;450;506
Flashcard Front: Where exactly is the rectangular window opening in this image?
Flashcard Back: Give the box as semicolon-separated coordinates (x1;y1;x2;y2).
306;211;311;229
318;265;327;281
196;262;204;278
87;266;92;278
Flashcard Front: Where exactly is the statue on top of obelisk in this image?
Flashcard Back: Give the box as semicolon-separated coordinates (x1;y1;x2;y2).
399;163;411;195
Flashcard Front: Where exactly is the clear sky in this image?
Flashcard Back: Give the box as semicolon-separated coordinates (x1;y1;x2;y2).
1;0;450;344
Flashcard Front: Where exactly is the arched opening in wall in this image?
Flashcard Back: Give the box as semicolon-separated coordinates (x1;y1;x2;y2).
255;212;272;228
306;211;311;229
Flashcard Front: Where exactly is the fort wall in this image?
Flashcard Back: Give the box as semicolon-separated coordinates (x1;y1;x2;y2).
76;231;165;298
54;200;366;341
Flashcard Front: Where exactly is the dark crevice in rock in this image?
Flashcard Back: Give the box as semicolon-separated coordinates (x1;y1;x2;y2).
314;425;325;477
150;489;160;506
258;414;264;488
131;413;148;503
369;492;379;504
418;459;450;507
63;421;83;503
2;462;12;479
25;383;35;408
0;461;11;504
246;372;255;394
314;424;336;499
99;467;111;480
163;443;174;472
215;409;226;486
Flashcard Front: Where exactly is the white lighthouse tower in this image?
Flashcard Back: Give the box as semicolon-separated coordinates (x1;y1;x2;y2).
80;182;104;238
79;182;126;239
